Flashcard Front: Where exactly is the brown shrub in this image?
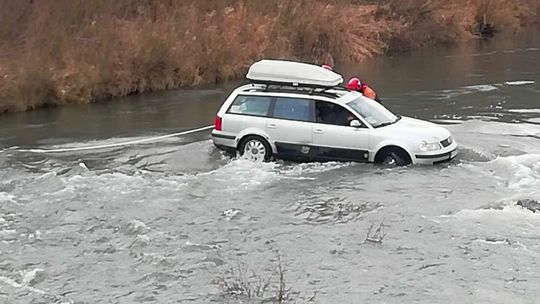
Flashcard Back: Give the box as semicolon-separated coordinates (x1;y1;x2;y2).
0;0;537;113
0;59;58;113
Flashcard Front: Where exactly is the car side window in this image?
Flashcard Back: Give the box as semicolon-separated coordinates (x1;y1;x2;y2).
315;101;360;127
271;97;313;122
228;95;272;116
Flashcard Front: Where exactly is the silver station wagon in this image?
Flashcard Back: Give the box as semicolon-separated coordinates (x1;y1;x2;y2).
212;60;458;166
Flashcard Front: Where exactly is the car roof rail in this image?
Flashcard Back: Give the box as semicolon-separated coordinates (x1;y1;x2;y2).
248;81;349;98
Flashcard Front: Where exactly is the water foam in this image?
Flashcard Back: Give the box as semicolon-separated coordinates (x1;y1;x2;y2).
124;219;150;235
0;192;15;203
438;201;540;250
448;205;540;224
277;161;353;176
464;154;540;210
0;268;49;297
504;81;535;86
190;159;351;192
19;268;45;285
507;109;540;114
463;84;499;92
196;159;281;190
0;270;75;303
525;118;540;124
446;120;540;157
489;154;540;193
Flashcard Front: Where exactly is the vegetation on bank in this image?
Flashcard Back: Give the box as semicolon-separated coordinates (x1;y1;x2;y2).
0;0;538;113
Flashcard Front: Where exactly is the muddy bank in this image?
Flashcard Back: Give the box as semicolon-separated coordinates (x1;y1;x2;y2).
0;0;538;114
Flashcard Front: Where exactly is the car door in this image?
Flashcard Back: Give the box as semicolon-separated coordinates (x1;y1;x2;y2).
312;100;371;162
266;96;315;160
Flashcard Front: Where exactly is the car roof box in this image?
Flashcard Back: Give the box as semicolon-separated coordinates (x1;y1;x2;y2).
246;60;343;88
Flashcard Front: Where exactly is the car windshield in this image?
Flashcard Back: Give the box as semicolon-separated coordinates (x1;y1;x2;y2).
346;97;399;128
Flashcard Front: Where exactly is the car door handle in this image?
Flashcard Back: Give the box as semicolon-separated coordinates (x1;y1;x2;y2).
268;123;277;129
314;128;324;134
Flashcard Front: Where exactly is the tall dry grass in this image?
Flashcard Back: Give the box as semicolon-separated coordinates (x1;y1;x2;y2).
0;0;382;112
378;0;539;50
0;0;538;113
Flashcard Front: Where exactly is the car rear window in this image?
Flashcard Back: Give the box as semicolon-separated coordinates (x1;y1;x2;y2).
228;95;271;116
271;97;312;122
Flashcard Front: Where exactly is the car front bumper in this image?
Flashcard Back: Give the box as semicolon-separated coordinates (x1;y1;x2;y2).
414;145;458;165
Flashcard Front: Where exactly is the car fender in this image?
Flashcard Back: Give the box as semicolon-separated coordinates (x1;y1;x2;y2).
372;139;416;163
235;128;278;154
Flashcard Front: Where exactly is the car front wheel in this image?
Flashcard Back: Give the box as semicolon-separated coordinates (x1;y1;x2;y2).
383;152;405;166
375;147;411;167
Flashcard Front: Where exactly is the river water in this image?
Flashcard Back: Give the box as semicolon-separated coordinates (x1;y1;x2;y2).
1;36;539;303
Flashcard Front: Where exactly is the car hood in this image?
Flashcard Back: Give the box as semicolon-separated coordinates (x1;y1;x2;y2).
374;117;451;142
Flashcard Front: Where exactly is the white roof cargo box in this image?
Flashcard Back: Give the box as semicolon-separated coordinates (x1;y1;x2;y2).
246;60;343;87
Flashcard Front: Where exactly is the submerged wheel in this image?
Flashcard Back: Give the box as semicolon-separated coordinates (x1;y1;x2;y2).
375;147;411;167
382;152;404;166
239;136;272;162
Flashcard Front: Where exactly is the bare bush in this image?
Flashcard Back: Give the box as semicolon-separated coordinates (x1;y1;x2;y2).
215;258;272;299
0;0;397;112
215;251;298;303
0;0;537;113
364;221;388;244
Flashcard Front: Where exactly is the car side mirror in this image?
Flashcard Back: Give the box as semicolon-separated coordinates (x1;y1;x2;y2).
350;120;362;128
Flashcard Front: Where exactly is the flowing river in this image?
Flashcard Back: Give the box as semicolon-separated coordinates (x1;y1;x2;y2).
0;36;539;303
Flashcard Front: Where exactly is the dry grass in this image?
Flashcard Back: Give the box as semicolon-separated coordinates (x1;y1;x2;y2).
364;221;388;244
0;0;538;113
215;251;299;303
377;0;539;51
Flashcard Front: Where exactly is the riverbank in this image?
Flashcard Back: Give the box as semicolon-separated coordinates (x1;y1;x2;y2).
0;0;538;114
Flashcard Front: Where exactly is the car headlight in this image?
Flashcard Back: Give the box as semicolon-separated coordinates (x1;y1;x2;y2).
419;141;442;152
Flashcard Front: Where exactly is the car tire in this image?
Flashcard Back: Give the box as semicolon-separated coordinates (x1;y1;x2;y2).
376;147;411;167
238;135;272;162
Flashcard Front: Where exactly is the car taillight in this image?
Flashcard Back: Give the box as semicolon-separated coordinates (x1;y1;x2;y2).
214;115;222;131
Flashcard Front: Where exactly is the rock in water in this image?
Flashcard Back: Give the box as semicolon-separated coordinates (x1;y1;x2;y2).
516;199;540;213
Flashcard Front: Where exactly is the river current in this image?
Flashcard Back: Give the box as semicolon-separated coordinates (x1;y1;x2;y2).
0;37;539;303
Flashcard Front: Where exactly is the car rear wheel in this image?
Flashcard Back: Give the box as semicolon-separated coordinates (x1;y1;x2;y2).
239;136;272;162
